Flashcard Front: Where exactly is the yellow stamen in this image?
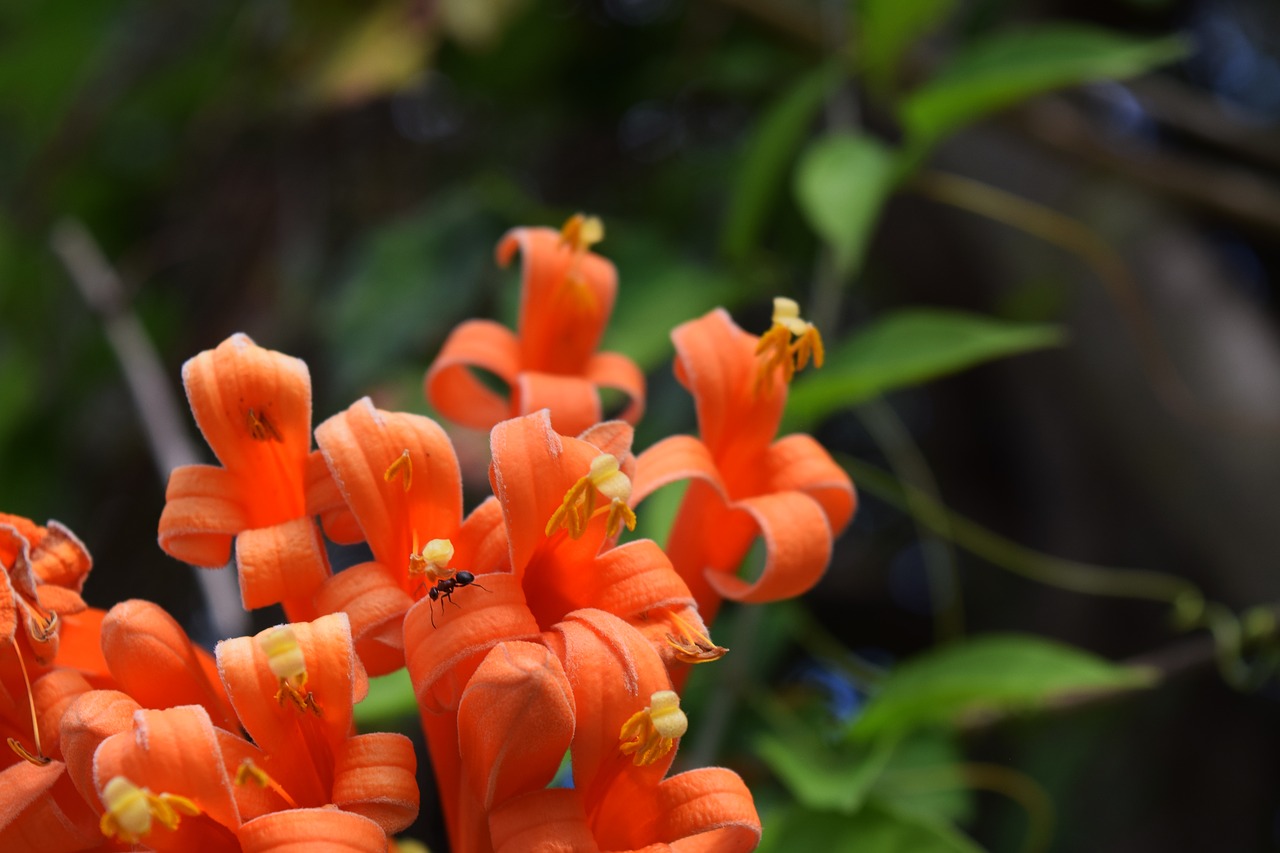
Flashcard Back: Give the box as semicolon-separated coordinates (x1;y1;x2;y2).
235;758;299;809
664;610;729;664
5;640;49;766
408;537;456;583
559;213;605;252
246;408;282;442
384;449;413;491
754;297;825;395
99;775;201;844
545;454;637;539
619;690;687;766
258;625;320;716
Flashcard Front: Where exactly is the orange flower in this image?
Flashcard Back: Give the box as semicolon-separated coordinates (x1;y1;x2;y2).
634;306;856;623
0;514;91;667
426;215;645;437
457;613;760;852
157;334;332;620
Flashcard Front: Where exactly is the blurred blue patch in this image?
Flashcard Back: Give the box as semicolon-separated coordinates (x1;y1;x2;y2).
788;659;864;724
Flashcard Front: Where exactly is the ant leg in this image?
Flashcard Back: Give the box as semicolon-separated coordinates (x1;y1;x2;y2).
471;581;490;593
429;600;438;628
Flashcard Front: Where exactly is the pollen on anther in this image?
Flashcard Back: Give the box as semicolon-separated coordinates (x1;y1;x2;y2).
619;690;687;766
384;449;413;491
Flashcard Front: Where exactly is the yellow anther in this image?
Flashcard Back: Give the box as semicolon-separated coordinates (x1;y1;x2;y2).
619;690;687;766
235;759;299;809
384;449;413;492
664;610;729;664
409;537;456;583
246;408;282;442
560;213;605;252
754;297;825;395
258;625;320;716
546;454;637;539
99;776;200;844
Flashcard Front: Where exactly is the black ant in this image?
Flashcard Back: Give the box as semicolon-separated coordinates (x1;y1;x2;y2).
423;571;488;627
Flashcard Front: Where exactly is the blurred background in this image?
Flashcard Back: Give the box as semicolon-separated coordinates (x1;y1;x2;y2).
3;0;1280;850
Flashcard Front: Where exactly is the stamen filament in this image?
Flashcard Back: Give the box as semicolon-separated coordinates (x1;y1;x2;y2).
664;610;729;664
5;641;49;766
754;297;824;395
546;454;636;539
100;776;201;844
235;758;299;809
246;408;282;442
384;449;413;492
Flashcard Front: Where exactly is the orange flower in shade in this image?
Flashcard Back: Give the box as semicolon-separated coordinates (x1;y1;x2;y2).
157;334;333;621
633;304;857;624
425;215;645;437
402;412;721;851
455;613;760;852
0;514;92;667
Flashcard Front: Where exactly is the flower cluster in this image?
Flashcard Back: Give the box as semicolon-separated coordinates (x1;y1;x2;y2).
0;215;854;852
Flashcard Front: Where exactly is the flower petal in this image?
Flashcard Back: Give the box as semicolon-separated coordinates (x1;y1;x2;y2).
489;789;600;853
331;732;419;834
591;767;760;853
457;641;575;810
54;608;111;684
100;599;238;731
158;464;247;567
306;451;362;545
32;668;93;757
404;573;540;714
315;399;463;581
498;226;617;375
314;562;414;678
513;372;603;438
235;517;331;611
586;350;646;426
632;435;721;505
0;761;101;853
27;520;91;593
182;333;312;525
238;807;387;853
425;319;521;431
455;496;511;576
703;491;833;605
59;689;141;807
762;434;856;535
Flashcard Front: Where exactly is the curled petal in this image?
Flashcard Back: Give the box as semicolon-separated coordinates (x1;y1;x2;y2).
458;642;575;810
331;732;419;834
513;372;603;439
704;491;833;605
425;319;521;431
32;669;93;757
238;807;387;853
314;563;414;678
591;767;761;853
158;464;246;567
0;761;101;853
490;789;600;853
306;451;362;545
59;689;142;807
455;497;510;576
762;434;856;535
586;351;645;427
101;600;238;731
498;226;617;375
404;573;540;714
235;518;331;610
632;435;720;505
27;521;91;593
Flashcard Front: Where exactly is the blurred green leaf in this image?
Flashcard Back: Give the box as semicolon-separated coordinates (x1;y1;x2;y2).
721;68;833;261
851;634;1155;741
793;132;897;277
759;802;984;853
784;309;1064;429
756;716;895;812
857;0;956;94
354;667;417;732
901;26;1188;154
870;732;973;824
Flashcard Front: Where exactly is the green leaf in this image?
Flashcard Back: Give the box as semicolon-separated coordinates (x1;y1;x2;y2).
755;722;895;812
902;26;1188;154
353;668;418;732
870;732;973;824
759;802;985;853
857;0;956;94
793;132;897;277
784;309;1064;429
721;68;834;261
851;634;1155;741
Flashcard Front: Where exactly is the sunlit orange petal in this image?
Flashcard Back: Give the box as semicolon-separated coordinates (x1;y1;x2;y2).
315;399;463;581
671;308;785;476
454;497;511;576
458;642;575;810
0;761;101;853
586;351;646;426
32;669;93;757
703;491;832;605
331;732;419;834
59;689;141;807
53;608;111;684
314;563;414;677
235;518;330;612
93;705;241;836
306;451;362;545
497;226;617;375
238;807;387;853
31;585;84;617
425;319;522;431
100;600;238;731
183;334;313;526
762;434;856;534
590;767;760;853
577;420;635;471
158;464;247;567
26;521;91;593
404;573;540;714
632;435;720;504
512;372;603;438
489;788;600;853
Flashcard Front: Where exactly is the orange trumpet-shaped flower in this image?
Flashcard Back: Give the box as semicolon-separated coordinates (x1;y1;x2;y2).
426;215;645;437
633;307;857;623
0;514;91;667
456;613;760;853
157;334;332;620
